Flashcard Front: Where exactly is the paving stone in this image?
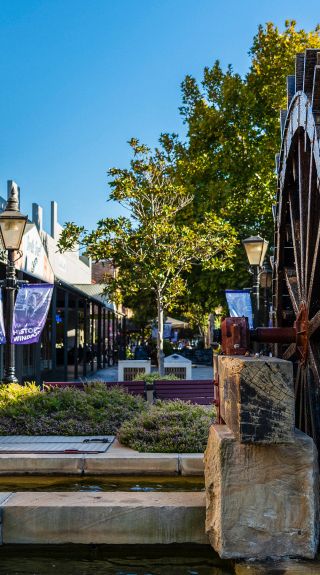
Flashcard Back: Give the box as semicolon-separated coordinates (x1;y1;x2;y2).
204;425;319;560
218;356;294;443
1;491;208;544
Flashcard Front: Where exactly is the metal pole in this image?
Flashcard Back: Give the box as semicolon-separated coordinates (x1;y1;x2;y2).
252;266;260;329
102;308;106;369
74;298;79;380
3;250;18;383
83;299;87;377
63;291;69;382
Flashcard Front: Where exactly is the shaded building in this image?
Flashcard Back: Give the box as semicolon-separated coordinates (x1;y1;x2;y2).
0;182;125;383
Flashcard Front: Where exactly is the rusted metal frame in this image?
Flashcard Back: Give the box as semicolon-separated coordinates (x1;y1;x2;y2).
304;132;315;295
288;186;303;301
309;310;320;335
306;221;320;311
298;132;310;299
307;368;316;441
250;327;296;344
284;268;299;315
282;342;296;360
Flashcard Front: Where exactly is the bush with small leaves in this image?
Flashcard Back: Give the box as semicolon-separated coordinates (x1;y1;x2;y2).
118;399;215;453
0;382;147;435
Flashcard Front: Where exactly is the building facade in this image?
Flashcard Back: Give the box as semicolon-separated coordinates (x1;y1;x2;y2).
0;182;126;383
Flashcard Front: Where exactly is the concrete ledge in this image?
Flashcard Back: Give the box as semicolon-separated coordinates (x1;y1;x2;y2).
179;454;204;476
0;454;83;475
0;438;205;476
83;453;179;475
0;491;208;544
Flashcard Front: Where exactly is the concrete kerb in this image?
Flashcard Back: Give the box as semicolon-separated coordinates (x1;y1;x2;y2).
0;439;205;476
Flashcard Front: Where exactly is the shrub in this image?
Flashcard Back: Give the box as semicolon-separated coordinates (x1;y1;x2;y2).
118;400;215;453
0;382;147;435
133;371;179;385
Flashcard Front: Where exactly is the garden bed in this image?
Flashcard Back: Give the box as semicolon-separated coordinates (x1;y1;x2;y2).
0;383;215;453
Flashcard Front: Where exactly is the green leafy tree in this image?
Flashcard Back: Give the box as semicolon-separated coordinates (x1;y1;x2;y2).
58;139;237;374
170;20;320;318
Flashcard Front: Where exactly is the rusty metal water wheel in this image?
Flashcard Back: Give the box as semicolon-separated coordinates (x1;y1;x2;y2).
274;50;320;448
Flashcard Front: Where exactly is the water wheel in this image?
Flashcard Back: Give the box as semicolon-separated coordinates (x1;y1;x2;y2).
274;49;320;448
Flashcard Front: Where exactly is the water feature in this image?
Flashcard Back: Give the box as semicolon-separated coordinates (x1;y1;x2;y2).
0;474;204;492
0;544;234;574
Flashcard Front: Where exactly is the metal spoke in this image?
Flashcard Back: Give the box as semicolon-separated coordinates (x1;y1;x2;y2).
305;137;315;293
284;268;299;314
307;222;320;311
298;137;307;295
282;342;296;360
294;363;301;403
288;190;302;301
309;310;320;336
308;342;320;387
298;367;305;429
307;368;316;440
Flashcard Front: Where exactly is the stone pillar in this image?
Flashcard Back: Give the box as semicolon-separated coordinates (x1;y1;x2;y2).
218;356;295;444
205;425;319;560
204;355;319;561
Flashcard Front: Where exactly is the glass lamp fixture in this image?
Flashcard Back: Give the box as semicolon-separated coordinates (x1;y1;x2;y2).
0;190;27;251
242;236;269;268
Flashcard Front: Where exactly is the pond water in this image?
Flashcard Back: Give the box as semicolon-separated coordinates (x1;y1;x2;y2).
0;475;204;492
0;544;234;575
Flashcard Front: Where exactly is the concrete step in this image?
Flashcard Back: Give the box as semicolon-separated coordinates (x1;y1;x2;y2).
0;491;207;545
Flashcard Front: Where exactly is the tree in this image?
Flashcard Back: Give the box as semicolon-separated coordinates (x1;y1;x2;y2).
58;139;237;374
169;20;320;317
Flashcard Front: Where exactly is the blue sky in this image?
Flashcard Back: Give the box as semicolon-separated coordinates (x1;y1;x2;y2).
0;0;319;231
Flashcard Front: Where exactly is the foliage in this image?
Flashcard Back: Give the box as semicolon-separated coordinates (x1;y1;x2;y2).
133;371;179;385
118;399;215;453
170;20;320;314
58;138;237;372
0;382;146;435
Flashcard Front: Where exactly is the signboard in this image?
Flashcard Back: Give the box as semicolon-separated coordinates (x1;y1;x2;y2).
225;289;254;329
152;321;172;339
16;225;54;283
12;284;54;344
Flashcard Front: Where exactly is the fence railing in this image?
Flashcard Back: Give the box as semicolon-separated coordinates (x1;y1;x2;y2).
43;379;216;405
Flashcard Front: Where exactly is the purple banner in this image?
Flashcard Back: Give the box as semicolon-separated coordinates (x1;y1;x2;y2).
0;291;6;344
12;284;54;345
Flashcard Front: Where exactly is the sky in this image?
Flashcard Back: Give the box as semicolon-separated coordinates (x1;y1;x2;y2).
0;0;319;232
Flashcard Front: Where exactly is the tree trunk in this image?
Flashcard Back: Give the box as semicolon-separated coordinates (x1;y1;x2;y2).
157;295;165;376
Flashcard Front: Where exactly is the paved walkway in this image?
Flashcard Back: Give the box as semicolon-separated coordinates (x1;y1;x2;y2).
87;365;213;382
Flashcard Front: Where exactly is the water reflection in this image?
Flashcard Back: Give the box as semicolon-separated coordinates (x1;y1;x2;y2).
0;475;205;493
0;545;234;575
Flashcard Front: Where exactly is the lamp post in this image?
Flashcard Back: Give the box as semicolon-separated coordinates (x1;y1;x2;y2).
0;185;27;383
242;235;269;328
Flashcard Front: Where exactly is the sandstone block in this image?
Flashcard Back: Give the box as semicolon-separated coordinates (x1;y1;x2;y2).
204;425;319;560
1;492;207;544
218;356;294;443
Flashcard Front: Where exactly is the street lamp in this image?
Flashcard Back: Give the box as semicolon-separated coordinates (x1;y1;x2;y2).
0;184;27;383
242;236;269;327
